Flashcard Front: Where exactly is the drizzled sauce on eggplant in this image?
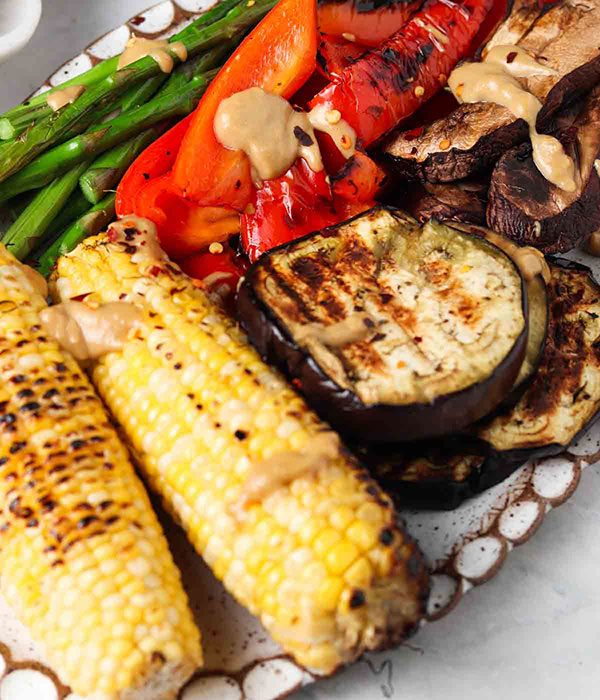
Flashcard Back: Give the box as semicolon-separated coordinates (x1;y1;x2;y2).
449;45;575;192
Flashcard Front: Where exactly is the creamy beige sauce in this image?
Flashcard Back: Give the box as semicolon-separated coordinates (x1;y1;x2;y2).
483;229;550;283
449;45;575;191
213;88;356;185
233;432;340;518
214;87;323;185
584;230;600;256
40;301;141;361
46;85;86;112
307;103;357;160
294;313;373;348
18;263;48;298
107;216;167;265
118;37;187;73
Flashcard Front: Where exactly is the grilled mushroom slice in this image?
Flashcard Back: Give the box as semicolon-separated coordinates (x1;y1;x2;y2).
487;84;600;253
238;207;528;442
400;180;488;225
378;0;600;184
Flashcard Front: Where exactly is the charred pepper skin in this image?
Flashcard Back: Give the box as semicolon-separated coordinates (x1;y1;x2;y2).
310;0;494;147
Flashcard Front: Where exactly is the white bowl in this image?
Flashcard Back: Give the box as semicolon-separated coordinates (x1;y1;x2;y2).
0;0;42;63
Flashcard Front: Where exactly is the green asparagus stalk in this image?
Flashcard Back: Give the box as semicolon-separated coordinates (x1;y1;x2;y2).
0;69;217;204
77;38;238;204
0;0;275;169
2;161;92;260
79;122;169;204
36;193;116;277
0;0;245;125
47;188;93;235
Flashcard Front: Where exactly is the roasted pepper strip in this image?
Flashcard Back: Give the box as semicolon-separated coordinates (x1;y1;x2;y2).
310;0;494;147
116;114;193;217
330;150;389;202
172;0;319;210
318;0;423;47
241;158;337;262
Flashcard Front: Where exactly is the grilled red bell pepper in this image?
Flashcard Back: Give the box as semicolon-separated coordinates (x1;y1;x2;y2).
316;34;367;80
330;150;388;202
172;0;319;210
241;158;337;262
318;0;423;47
182;245;249;308
116;114;192;217
309;0;493;148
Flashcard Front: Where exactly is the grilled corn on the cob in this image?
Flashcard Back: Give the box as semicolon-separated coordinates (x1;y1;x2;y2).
51;217;429;675
0;243;202;698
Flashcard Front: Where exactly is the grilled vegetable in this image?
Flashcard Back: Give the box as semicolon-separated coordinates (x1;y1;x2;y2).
487;84;600;254
379;0;600;184
317;0;423;47
459;258;600;462
359;447;522;510
400;180;488;225
446;221;549;411
238;207;528;442
309;0;494;148
0;246;201;697
51;216;429;676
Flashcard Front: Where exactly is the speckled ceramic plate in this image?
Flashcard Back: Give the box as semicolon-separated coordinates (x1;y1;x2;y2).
1;2;599;699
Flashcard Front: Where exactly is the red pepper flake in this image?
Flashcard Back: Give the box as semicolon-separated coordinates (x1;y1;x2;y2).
150;266;162;277
506;51;518;64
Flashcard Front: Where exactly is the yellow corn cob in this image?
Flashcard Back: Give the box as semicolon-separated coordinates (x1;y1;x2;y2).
52;219;429;675
0;244;202;699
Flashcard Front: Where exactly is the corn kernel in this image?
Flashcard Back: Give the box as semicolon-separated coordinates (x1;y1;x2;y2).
317;577;345;611
326;541;359;575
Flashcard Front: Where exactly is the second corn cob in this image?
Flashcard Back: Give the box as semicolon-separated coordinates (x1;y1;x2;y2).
51;217;429;675
0;244;202;698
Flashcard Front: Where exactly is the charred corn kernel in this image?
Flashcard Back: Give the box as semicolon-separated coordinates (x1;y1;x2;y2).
0;244;201;699
52;219;428;675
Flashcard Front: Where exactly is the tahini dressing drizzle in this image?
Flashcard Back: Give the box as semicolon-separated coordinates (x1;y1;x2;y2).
46;85;86;112
214;87;356;185
448;45;575;192
118;37;187;73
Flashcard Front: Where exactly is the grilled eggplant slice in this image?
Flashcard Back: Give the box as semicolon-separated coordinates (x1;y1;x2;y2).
446;221;549;409
379;0;600;184
355;258;599;510
356;446;522;510
238;207;528;442
463;258;600;461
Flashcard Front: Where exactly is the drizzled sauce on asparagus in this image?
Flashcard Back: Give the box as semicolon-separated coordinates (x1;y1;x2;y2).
46;85;86;112
118;37;188;73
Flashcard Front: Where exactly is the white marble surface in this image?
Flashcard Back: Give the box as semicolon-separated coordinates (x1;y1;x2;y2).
1;2;599;699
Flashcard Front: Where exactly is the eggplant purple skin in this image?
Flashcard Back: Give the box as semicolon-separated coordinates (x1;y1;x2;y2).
237;208;530;443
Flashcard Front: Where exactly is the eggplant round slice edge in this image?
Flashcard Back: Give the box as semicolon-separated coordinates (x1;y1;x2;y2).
238;207;529;442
